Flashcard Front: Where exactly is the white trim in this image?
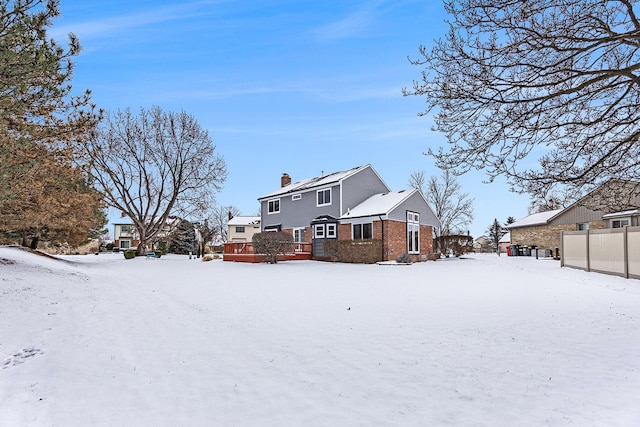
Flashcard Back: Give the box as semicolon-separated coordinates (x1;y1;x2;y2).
326;223;337;238
267;198;280;214
292;193;302;201
407;210;420;254
316;188;332;207
611;218;630;228
293;227;305;243
314;224;325;238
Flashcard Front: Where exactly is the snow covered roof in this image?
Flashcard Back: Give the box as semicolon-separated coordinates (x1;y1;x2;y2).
499;232;511;243
506;209;563;229
341;190;415;219
602;209;640;219
258;165;372;200
228;216;260;226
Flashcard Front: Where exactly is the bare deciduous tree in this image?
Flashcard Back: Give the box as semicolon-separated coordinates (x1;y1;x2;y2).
84;107;227;255
252;231;294;264
404;0;640;206
411;169;474;235
408;170;426;195
210;204;241;243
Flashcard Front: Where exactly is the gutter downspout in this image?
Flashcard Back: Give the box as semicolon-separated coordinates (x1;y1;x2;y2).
378;214;385;262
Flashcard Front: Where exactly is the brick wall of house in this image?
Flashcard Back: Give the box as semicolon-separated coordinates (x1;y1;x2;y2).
420;224;435;260
115;239;141;250
382;219;404;261
303;220;435;262
338;223;351;241
510;220;604;251
381;220;435;262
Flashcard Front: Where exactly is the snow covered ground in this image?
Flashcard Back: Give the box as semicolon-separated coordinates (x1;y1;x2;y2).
1;247;639;426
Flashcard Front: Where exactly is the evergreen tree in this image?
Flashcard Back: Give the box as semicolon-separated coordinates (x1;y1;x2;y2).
0;0;104;248
168;219;197;255
487;218;506;254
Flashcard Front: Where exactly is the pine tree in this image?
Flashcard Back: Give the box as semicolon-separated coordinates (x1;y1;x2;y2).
0;0;104;248
168;220;198;255
487;218;506;255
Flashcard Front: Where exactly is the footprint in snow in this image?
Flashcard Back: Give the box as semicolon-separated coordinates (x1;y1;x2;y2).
2;347;43;369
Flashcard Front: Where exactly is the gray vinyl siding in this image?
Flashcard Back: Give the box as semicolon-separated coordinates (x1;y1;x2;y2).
548;205;605;226
387;191;440;228
341;167;390;215
261;184;341;229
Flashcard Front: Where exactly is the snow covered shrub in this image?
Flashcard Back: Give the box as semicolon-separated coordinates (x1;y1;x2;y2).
396;253;413;264
123;250;136;259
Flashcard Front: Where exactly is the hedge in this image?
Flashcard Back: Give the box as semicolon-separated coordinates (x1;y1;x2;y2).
323;239;382;264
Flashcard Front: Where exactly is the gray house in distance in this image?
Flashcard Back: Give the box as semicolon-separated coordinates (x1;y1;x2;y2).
257;164;441;262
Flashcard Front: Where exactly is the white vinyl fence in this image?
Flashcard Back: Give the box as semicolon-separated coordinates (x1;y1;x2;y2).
561;226;640;279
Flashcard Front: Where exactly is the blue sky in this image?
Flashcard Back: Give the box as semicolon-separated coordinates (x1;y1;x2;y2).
52;0;531;237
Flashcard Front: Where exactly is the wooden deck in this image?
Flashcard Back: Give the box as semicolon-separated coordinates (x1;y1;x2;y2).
223;242;312;263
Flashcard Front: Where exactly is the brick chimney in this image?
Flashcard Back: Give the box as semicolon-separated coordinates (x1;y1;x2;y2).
281;173;291;187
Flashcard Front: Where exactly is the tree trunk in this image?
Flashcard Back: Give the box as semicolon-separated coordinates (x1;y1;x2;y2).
30;236;39;250
137;242;146;256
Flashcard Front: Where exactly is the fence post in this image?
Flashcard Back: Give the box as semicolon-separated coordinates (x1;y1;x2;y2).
560;231;565;266
624;225;629;279
586;229;590;272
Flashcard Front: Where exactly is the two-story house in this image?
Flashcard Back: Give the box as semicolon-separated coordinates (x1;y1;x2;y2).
113;223;137;250
257;164;441;262
113;216;185;252
228;216;261;242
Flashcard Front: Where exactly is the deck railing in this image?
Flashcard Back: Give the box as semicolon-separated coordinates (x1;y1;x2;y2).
223;242;312;255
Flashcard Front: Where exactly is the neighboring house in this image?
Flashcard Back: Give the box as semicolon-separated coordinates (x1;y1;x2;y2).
113;223;137;250
228;216;261;242
498;232;511;253
473;236;492;253
507;181;640;253
113;217;182;251
256;164;441;262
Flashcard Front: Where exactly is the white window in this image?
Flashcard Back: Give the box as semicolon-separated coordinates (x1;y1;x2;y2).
292;194;302;201
577;223;589;231
407;211;420;254
327;223;337;238
317;188;331;206
235;226;245;233
120;240;131;249
612;219;630;228
352;223;372;240
314;224;325;238
267;198;280;214
293;228;305;243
